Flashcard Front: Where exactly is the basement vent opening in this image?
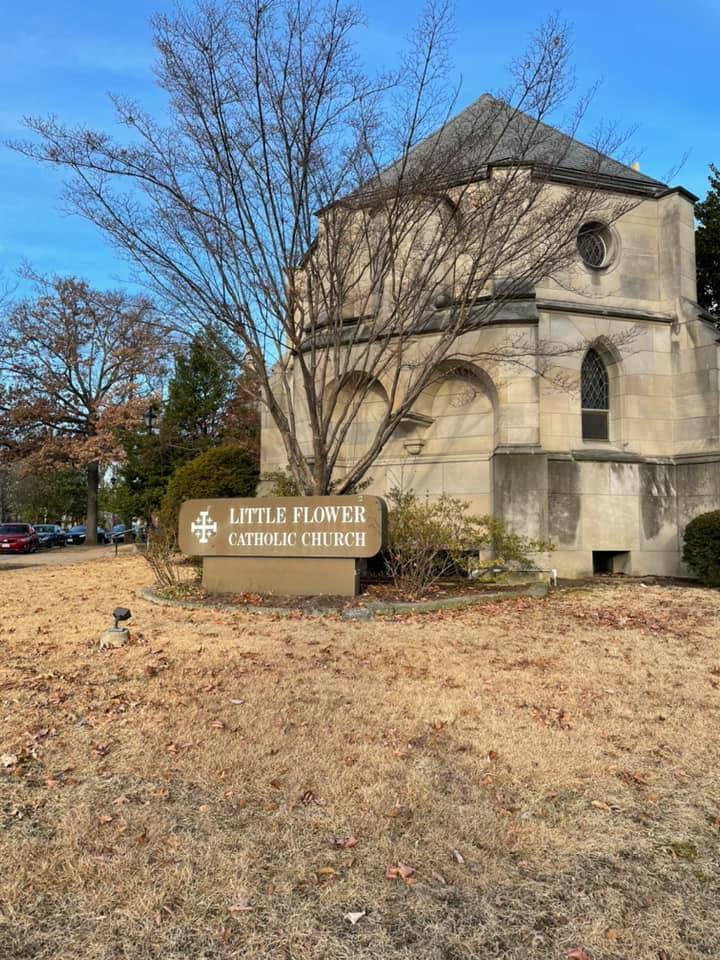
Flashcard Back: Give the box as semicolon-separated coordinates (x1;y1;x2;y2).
592;551;630;575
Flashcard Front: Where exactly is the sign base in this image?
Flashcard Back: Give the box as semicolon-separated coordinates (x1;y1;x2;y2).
202;556;359;597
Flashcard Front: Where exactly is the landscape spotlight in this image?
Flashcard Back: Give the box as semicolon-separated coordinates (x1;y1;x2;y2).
113;607;131;629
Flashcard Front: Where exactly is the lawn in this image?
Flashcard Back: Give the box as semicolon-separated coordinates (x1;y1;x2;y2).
1;555;719;959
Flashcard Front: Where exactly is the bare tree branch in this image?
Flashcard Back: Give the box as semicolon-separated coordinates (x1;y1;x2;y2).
10;1;645;494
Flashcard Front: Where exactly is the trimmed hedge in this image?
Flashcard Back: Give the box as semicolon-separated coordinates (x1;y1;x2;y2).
159;444;258;534
682;509;720;586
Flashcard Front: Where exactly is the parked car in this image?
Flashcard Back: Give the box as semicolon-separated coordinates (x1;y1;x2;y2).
109;523;133;543
0;523;39;554
33;523;67;548
65;525;108;545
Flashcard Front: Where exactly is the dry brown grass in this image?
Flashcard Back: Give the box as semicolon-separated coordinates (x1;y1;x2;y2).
1;555;719;959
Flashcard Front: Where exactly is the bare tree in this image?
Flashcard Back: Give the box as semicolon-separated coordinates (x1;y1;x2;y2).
13;0;638;495
0;277;165;542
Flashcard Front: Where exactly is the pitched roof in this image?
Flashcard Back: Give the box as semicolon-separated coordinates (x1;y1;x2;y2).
374;93;676;199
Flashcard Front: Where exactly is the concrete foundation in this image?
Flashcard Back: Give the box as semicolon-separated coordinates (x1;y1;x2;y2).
203;556;359;596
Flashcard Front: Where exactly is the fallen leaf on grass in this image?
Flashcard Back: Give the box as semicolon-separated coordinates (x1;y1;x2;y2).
619;770;649;787
386;862;414;881
452;848;465;864
334;835;358;848
591;800;611;812
229;897;253;912
345;911;365;925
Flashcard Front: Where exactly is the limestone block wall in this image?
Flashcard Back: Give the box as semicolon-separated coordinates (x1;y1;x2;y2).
537;190;695;316
537;310;677;458
676;458;720;532
671;301;720;455
360;455;493;518
549;457;681;577
542;454;720;577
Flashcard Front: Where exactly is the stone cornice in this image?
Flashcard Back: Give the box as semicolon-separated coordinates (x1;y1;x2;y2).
537;298;674;324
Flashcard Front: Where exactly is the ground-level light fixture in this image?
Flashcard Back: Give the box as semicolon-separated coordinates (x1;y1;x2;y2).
113;607;131;629
99;607;133;650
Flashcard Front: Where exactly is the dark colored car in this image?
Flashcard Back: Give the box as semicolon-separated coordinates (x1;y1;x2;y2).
65;525;108;545
0;523;39;554
109;523;133;544
33;524;67;548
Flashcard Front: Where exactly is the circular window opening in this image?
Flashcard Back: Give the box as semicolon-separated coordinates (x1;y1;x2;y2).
577;221;612;269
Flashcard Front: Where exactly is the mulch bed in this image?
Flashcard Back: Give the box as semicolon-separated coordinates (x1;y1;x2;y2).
156;575;531;611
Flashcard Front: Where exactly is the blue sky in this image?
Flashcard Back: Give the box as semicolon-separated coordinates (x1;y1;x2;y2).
1;0;718;294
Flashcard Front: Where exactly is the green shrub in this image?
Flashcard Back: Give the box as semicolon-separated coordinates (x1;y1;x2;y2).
160;444;258;534
682;510;720;586
385;488;552;596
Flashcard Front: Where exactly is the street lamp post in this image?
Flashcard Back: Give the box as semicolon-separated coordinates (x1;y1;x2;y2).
142;403;160;545
109;475;119;556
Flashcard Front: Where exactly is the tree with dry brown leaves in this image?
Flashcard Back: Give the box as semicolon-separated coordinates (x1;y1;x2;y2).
13;1;636;495
0;277;166;543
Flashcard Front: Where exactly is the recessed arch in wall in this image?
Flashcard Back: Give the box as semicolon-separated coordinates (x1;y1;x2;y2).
325;371;389;458
413;361;498;456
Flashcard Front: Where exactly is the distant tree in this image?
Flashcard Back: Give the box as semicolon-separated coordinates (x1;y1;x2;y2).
222;364;261;466
0;463;16;522
113;329;259;521
160;328;236;456
12;466;88;523
696;164;720;316
0;276;165;543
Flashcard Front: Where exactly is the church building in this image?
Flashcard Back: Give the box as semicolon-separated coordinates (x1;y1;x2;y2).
261;95;719;578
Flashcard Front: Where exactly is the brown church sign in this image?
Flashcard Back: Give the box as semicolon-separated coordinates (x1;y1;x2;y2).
178;495;386;597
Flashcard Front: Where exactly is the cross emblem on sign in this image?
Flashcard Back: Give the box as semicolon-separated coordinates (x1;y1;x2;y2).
191;509;217;544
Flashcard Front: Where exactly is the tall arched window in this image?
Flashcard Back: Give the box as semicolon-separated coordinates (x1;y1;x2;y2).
581;349;609;440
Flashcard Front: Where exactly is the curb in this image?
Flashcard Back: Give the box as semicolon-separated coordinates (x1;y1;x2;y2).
140;580;549;618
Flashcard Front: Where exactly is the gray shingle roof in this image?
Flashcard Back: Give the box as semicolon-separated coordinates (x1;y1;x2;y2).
376;93;670;197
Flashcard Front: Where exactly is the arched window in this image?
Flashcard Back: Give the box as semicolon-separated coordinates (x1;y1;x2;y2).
581;349;609;440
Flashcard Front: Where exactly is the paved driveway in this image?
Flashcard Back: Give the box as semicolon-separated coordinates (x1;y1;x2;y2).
0;543;136;571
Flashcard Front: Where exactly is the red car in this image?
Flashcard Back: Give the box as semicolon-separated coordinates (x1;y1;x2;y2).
0;523;40;554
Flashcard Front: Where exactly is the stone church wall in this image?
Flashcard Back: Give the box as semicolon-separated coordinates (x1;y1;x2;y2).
259;178;720;579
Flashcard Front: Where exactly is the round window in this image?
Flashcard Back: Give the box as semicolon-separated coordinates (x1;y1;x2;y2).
577;222;612;269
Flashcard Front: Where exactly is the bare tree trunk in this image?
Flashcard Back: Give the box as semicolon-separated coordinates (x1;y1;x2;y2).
0;467;10;522
85;461;99;545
